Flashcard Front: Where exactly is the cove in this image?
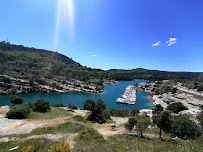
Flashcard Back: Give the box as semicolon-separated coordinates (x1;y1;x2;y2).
0;79;154;110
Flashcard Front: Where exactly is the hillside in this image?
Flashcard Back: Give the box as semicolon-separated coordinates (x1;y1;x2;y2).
0;42;115;94
0;41;202;95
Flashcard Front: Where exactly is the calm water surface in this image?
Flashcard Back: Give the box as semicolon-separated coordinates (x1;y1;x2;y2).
0;79;153;110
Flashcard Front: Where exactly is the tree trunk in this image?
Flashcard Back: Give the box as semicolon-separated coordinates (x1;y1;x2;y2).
140;131;143;138
159;128;162;139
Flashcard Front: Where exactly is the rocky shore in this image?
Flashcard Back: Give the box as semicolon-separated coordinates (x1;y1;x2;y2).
0;74;117;95
137;81;203;117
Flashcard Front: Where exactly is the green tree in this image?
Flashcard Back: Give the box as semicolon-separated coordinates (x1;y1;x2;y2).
10;95;24;106
130;108;139;116
124;117;137;133
83;99;95;112
152;111;171;139
171;115;201;139
83;99;108;123
94;99;106;115
153;104;163;113
135;116;151;138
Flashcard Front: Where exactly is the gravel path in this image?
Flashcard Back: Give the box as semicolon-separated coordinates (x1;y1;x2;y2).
175;86;203;97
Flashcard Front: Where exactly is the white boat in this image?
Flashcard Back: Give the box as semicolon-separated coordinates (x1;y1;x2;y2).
116;85;136;105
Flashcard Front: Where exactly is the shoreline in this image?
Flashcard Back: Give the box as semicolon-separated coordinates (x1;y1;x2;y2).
0;81;118;97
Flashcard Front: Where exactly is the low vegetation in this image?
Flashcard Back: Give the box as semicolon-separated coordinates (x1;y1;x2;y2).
32;99;50;113
1;97;203;151
52;102;65;107
68;102;78;109
50;143;71;152
6;106;30;119
108;108;139;117
27;107;69;120
78;128;104;140
30;122;86;135
167;102;188;114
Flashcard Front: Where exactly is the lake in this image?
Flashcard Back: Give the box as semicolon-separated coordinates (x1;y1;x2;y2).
0;79;154;110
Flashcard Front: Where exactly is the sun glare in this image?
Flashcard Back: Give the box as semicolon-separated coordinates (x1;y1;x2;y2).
53;0;75;51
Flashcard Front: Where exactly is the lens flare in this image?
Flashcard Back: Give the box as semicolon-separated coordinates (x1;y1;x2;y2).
53;0;75;51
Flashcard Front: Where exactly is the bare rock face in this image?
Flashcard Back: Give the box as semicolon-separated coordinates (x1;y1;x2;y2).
139;109;153;117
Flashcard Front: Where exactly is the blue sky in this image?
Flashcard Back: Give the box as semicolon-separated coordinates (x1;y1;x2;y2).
0;0;203;72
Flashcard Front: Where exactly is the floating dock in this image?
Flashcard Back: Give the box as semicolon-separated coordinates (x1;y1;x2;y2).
116;85;136;105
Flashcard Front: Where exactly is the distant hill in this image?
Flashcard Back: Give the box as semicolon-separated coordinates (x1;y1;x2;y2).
107;68;202;81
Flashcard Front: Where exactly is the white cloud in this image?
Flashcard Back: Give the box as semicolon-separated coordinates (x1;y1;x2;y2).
152;41;161;47
91;54;96;57
166;38;177;46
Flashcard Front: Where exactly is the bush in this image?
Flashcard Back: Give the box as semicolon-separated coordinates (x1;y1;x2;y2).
67;102;77;109
50;143;71;152
171;115;201;139
6;106;30;119
124;117;137;132
130;108;139;116
33;99;50;113
85;99;108;123
78;128;104;140
197;85;203;92
21;102;34;110
53;102;65;107
20;145;35;152
167;102;188;114
109;108;130;117
73;115;86;122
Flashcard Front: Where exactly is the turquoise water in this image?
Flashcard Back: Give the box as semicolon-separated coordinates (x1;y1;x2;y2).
0;79;153;110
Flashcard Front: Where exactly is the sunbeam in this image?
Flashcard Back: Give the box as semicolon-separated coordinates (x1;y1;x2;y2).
53;0;75;51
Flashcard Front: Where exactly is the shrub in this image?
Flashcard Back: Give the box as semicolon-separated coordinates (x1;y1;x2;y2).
33;99;50;113
67;102;77;109
171;115;201;139
50;143;71;152
6;106;30;119
21;102;34;110
20;145;35;152
197;85;203;92
124;117;137;132
83;99;95;111
73;115;86;122
85;99;108;123
167;102;188;114
53;102;65;107
130;108;139;116
109;108;131;117
78;128;104;140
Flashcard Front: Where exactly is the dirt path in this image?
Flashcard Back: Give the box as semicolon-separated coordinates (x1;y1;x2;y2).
175;86;203;97
95;117;128;138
